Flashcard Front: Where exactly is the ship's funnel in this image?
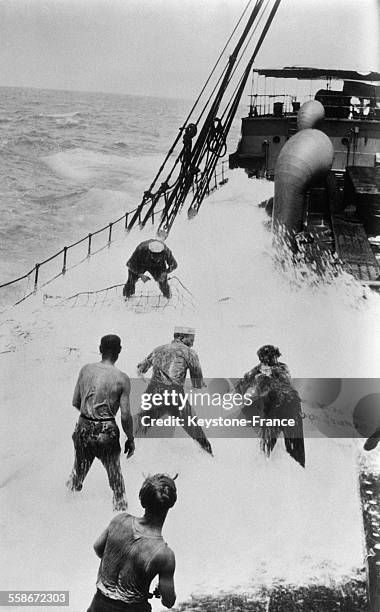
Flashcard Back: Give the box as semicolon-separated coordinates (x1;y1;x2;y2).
297;99;325;130
273;128;334;233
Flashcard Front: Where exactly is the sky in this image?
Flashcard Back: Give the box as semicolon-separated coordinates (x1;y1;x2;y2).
0;0;379;99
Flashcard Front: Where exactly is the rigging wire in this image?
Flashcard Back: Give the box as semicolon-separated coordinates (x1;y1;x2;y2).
193;0;258;126
135;0;256;200
132;0;281;236
193;0;272;174
190;0;256;126
188;0;282;215
163;1;268;203
132;0;266;232
186;0;272;207
219;0;272;123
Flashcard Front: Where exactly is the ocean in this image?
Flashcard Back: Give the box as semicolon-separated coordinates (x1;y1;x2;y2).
0;86;195;293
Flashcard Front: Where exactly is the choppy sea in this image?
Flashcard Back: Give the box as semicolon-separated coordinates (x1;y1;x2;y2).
0;86;197;288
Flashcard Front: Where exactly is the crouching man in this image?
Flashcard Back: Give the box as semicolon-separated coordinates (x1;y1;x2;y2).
87;474;177;612
123;239;177;299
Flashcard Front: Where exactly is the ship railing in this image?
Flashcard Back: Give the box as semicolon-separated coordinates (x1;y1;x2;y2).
191;160;229;195
248;93;380;120
248;94;296;116
0;160;228;309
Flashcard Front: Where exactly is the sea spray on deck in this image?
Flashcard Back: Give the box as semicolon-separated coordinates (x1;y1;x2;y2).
1;170;379;609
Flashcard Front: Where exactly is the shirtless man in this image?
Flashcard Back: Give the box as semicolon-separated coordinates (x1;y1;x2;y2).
66;334;135;511
87;474;177;612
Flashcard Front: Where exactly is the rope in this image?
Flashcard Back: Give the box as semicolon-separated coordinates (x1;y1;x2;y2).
132;1;267;236
43;277;195;313
129;0;257;229
194;0;256;126
188;0;282;216
157;0;281;231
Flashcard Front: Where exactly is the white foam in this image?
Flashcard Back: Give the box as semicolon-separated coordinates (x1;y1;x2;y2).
44;112;81;119
42;148;131;183
0;170;378;609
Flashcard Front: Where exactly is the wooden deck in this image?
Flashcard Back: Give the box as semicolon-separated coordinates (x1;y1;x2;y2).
331;215;380;281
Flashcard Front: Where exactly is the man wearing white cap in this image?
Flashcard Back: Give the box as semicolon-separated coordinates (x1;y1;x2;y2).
123;239;178;299
136;327;213;455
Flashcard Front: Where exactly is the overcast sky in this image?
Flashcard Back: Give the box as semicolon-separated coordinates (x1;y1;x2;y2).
0;0;378;98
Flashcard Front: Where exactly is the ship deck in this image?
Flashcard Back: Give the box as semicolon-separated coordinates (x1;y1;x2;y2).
331;215;380;282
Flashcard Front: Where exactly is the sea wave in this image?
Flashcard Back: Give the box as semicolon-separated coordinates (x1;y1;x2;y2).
55;118;83;128
29;189;88;205
42;148;132;183
112;141;129;149
0;87;197;286
38;111;83;119
13;135;48;146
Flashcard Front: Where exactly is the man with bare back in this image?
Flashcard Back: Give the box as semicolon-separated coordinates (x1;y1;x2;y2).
66;334;135;511
87;473;177;612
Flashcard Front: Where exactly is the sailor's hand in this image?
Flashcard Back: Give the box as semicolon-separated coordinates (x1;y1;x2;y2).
139;274;150;283
124;438;135;458
152;587;161;598
157;272;167;283
148;586;161;600
137;368;146;380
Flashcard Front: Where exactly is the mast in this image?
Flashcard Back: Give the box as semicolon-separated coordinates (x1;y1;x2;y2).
187;0;282;219
128;0;283;237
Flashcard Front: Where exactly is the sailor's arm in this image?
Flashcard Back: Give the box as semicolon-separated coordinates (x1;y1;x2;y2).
234;366;260;395
93;525;109;558
165;248;178;274
278;362;291;379
137;351;154;375
119;374;135;458
72;368;83;410
156;548;176;608
188;350;206;389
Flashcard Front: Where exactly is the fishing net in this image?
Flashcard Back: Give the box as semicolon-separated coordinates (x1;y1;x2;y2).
43;276;195;314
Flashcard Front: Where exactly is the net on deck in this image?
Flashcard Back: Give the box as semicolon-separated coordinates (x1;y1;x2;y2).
42;276;195;314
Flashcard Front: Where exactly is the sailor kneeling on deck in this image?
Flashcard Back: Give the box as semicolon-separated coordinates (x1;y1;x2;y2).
123;239;177;299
